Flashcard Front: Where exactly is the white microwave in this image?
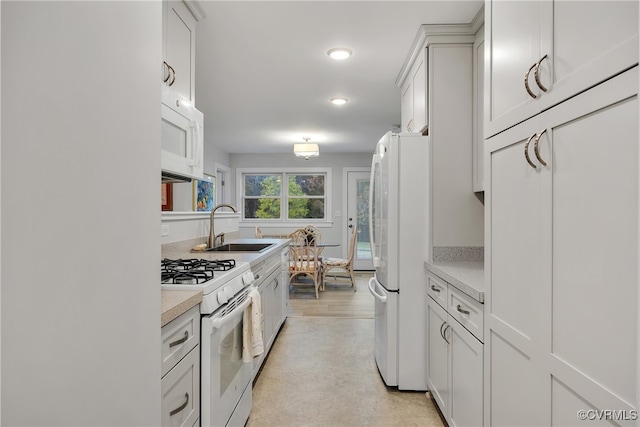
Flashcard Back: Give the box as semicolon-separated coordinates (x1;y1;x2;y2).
161;87;203;183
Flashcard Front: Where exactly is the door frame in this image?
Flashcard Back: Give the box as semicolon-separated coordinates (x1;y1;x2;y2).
342;166;373;270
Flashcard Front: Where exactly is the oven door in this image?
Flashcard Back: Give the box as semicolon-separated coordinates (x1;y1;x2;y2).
201;290;253;427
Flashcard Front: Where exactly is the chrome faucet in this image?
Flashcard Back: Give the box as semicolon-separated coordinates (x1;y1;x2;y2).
208;204;238;249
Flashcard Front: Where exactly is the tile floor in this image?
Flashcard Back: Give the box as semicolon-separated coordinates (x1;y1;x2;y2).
246;274;445;427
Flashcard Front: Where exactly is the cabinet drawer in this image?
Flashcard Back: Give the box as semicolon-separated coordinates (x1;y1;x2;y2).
161;345;200;427
448;286;484;342
161;305;200;377
426;272;448;308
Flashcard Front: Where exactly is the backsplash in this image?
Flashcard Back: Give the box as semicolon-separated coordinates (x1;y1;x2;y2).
432;246;484;262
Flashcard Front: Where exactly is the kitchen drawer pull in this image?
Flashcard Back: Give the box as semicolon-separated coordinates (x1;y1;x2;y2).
440;321;447;340
169;392;189;416
407;119;414;133
534;54;549;92
167;64;176;87
168;331;189;348
524;134;537;168
456;304;470;315
534;129;548;166
430;285;441;293
524;63;538;99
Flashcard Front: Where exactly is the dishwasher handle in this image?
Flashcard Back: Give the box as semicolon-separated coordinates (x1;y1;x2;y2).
368;277;387;303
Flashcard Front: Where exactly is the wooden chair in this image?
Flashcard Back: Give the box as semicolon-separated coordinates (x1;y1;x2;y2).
321;226;357;291
288;228;321;298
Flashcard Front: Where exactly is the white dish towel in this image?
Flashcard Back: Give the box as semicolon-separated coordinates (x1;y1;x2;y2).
242;287;264;363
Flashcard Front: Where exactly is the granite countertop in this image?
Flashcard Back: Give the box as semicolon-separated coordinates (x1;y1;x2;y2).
425;261;485;303
160;238;291;326
161;290;202;327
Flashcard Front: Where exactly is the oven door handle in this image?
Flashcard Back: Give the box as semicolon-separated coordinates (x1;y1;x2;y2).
209;294;253;330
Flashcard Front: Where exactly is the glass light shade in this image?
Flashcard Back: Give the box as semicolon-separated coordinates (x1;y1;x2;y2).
293;143;320;159
330;97;348;105
327;48;352;60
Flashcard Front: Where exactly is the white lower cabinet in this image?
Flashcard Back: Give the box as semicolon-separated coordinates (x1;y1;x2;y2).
252;249;288;379
427;273;483;427
161;305;200;427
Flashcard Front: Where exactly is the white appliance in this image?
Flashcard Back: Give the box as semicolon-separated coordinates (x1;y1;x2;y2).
368;131;429;390
161;258;256;427
161;85;204;183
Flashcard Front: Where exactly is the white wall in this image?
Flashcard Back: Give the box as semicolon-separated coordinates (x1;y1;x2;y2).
230;152;371;258
1;2;161;425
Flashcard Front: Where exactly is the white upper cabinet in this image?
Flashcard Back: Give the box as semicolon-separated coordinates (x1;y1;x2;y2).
485;0;638;138
162;1;201;104
400;48;428;134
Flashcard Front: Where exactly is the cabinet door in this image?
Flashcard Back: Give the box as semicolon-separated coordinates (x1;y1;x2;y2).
449;319;483;427
472;28;484;192
485;114;550;426
545;69;638;420
485;0;638;138
426;296;450;417
485;0;546;137
412;49;427;134
164;1;196;103
401;79;413;133
272;275;284;332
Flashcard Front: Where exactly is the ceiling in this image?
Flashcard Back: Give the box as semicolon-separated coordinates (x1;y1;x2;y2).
195;1;483;155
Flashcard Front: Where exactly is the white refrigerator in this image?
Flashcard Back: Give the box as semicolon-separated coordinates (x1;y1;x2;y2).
368;131;429;390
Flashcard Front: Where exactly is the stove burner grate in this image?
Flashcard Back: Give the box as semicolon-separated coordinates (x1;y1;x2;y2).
161;258;236;285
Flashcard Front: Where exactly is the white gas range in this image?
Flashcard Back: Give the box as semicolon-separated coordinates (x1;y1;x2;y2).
161;257;256;427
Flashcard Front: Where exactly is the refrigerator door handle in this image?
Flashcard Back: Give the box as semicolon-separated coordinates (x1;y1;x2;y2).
368;277;387;303
369;150;382;268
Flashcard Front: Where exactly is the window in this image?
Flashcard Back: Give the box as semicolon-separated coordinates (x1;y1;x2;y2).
238;168;331;222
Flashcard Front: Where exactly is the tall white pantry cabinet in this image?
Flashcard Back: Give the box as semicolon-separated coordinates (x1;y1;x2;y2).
483;1;639;426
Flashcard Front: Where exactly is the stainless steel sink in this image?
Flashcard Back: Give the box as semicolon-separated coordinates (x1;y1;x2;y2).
206;243;274;252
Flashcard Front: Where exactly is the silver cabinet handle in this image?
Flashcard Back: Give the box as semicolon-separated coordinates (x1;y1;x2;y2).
524;134;537;168
439;321;447;340
168;64;176;86
430;285;441;293
169;392;189;416
407;119;414;133
163;61;171;83
524;63;538;99
534;129;548;166
169;331;188;348
534;54;549;92
442;324;450;344
456;304;470;315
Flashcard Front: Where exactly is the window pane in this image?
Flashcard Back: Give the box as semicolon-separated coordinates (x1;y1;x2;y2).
288;199;324;219
244;198;280;219
244;175;281;196
288;175;324;196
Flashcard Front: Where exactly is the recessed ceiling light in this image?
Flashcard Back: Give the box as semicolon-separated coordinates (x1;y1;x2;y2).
327;48;352;60
330;97;348;105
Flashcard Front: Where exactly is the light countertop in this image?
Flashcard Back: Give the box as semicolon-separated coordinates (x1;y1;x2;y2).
425;261;485;303
161;290;202;327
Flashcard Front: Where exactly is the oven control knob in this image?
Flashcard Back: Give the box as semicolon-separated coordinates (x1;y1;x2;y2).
217;288;230;304
242;271;256;285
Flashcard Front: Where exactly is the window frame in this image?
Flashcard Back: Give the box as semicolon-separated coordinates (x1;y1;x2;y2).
236;167;332;225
